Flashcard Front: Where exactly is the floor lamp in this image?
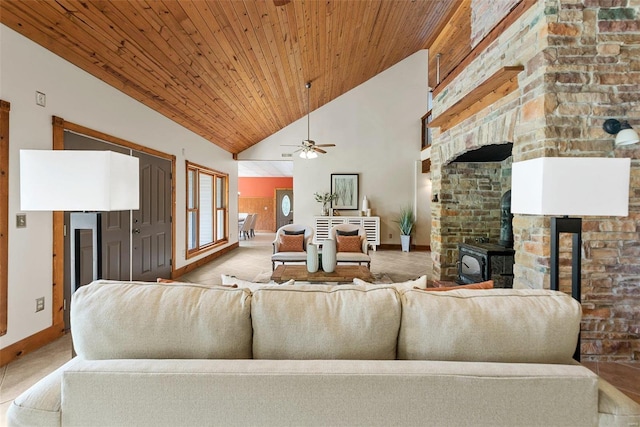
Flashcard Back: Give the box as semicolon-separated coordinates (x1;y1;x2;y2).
20;149;139;289
511;157;631;361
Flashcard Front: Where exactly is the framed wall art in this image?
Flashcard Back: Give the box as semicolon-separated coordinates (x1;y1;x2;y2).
331;173;359;210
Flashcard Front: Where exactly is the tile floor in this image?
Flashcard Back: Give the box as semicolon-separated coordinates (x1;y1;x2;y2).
2;233;638;426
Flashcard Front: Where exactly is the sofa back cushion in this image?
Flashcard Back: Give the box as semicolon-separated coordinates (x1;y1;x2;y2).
252;285;401;359
398;289;581;364
71;280;252;359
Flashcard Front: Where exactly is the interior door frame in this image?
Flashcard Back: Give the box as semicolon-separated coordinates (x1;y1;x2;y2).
51;116;176;329
0;101;9;337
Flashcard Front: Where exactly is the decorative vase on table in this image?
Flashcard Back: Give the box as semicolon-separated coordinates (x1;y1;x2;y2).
321;238;337;273
306;243;319;273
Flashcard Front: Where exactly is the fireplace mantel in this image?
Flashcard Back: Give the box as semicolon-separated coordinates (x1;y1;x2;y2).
428;66;524;132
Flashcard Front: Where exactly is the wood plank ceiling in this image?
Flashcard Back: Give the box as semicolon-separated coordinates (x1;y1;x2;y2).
0;0;459;155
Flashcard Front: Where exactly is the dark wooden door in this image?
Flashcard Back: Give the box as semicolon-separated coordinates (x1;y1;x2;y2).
101;210;131;280
132;151;172;281
64;133;131;282
64;131;172;284
276;189;293;229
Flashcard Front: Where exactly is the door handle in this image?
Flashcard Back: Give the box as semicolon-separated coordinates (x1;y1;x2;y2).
132;228;141;234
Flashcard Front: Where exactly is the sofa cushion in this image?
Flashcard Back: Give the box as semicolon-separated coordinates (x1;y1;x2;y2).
336;235;362;252
398;289;581;364
71;280;252;360
336;252;371;263
252;285;401;359
278;234;304;252
336;229;359;236
283;229;305;235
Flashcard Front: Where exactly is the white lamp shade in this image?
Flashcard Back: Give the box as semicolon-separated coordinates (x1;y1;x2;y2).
20;150;139;211
615;128;640;146
511;157;630;217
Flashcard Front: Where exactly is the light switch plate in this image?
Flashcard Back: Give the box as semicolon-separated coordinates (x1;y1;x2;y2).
16;213;26;228
36;91;46;107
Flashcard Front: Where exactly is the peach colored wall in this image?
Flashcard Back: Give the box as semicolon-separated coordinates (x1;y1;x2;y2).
238;177;293;231
238;177;292;197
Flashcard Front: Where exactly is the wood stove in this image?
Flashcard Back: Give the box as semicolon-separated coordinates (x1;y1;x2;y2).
458;242;514;288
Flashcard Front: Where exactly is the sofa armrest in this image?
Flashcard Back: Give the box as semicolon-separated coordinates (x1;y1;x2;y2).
597;377;640;426
7;357;84;427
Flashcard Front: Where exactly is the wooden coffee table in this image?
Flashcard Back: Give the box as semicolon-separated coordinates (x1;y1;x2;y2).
271;265;375;283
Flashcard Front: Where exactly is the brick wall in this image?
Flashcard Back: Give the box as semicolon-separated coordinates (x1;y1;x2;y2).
431;0;640;361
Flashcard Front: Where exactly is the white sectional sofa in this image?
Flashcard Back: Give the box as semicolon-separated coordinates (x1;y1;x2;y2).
8;279;640;427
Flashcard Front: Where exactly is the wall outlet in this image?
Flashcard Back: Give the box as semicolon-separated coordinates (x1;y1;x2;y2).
388;233;393;239
36;297;45;312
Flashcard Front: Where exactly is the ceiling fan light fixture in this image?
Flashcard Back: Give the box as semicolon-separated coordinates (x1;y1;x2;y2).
299;149;318;159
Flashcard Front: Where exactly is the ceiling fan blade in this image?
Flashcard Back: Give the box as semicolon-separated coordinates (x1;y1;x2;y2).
280;144;301;147
314;147;327;154
314;144;336;147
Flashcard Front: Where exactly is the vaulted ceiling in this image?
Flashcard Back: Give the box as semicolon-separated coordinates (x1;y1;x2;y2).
0;0;459;155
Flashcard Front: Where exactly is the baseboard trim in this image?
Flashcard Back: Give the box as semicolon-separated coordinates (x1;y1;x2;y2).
0;322;65;367
173;242;240;278
378;244;431;251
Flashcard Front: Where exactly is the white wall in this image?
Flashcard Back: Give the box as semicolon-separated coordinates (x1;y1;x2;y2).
240;50;432;246
0;25;238;348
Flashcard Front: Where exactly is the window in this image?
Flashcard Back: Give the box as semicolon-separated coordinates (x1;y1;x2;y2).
186;162;228;256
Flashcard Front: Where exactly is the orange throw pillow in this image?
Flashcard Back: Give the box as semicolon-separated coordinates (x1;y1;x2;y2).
421;280;494;291
279;234;305;252
336;235;362;252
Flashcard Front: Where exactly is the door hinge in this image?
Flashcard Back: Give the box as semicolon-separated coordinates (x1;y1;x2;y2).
63;299;67;311
63;225;67;237
169;259;172;266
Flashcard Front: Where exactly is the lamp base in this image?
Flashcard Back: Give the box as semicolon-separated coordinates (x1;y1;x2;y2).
550;216;582;362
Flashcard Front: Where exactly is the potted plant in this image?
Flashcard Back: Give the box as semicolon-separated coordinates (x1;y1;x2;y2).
314;192;337;216
395;205;415;252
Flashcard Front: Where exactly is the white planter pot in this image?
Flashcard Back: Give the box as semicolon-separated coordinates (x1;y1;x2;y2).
322;238;337;273
401;235;411;252
306;243;319;273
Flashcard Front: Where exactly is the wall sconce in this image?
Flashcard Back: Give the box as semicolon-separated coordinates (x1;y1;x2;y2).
603;119;640;146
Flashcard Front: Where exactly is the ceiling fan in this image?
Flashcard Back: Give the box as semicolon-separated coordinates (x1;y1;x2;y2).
282;81;335;159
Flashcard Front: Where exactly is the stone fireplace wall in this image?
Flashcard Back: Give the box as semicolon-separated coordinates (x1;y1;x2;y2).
430;0;640;361
437;159;512;279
